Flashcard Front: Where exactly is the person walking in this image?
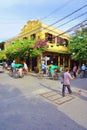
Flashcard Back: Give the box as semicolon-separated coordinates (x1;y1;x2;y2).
23;62;28;74
11;60;15;72
41;61;47;76
62;68;74;97
60;65;63;73
81;64;86;78
49;63;58;80
73;65;77;78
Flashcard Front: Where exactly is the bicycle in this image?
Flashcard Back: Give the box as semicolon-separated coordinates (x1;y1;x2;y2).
9;68;24;78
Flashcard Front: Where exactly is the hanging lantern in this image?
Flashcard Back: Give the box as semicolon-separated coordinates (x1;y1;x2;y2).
51;45;53;47
64;44;66;47
78;36;84;40
73;52;75;55
11;41;15;44
21;41;24;44
63;42;66;46
56;43;59;46
70;39;74;43
1;41;6;44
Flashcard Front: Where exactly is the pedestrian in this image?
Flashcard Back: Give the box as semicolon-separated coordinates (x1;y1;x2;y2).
81;64;86;78
62;67;74;97
60;65;63;73
11;60;15;72
23;62;28;74
73;64;77;78
41;61;47;76
49;63;58;80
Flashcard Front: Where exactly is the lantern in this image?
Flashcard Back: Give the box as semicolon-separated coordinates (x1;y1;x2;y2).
78;36;84;40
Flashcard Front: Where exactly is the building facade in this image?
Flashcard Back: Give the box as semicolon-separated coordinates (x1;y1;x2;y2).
5;20;71;71
18;20;71;71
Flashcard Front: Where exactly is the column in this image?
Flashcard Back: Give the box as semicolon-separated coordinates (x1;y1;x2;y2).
68;58;70;68
29;57;32;71
58;55;60;66
37;56;41;69
63;56;65;67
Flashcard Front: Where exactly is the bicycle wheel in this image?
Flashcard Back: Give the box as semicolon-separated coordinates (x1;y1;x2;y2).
9;71;13;77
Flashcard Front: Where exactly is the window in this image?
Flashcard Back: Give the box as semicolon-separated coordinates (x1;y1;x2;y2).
57;37;68;46
31;34;36;39
57;37;63;45
23;36;28;40
45;33;53;43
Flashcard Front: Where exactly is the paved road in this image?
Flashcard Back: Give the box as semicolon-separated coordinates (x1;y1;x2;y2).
0;71;87;130
71;78;87;90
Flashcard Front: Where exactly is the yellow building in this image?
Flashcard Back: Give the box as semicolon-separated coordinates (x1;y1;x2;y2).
18;19;71;71
5;19;71;71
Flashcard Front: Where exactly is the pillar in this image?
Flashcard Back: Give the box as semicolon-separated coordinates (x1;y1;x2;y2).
63;56;65;67
68;58;70;68
58;55;60;66
37;56;41;69
29;57;32;71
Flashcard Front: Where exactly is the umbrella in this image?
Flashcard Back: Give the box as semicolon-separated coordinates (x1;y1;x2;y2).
49;65;58;72
14;64;23;68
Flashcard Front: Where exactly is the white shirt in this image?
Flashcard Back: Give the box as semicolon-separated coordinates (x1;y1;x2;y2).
24;63;28;69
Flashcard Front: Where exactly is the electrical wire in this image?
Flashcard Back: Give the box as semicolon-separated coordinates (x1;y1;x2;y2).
5;3;87;41
44;4;87;28
18;4;87;38
56;11;87;28
42;0;75;20
70;23;87;35
56;19;87;37
42;11;87;35
7;20;87;42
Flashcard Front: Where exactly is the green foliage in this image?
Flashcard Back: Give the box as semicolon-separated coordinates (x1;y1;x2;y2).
0;50;7;60
6;39;47;60
69;27;87;61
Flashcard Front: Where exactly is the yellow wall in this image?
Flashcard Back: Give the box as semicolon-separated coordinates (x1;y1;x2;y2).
19;19;70;41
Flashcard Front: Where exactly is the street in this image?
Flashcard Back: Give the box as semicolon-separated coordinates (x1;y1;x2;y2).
0;70;87;130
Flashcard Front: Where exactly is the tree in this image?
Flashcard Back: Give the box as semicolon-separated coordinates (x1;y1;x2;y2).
6;39;47;60
69;27;87;62
0;50;6;60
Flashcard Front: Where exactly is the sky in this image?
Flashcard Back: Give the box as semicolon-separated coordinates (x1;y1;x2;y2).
0;0;87;42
